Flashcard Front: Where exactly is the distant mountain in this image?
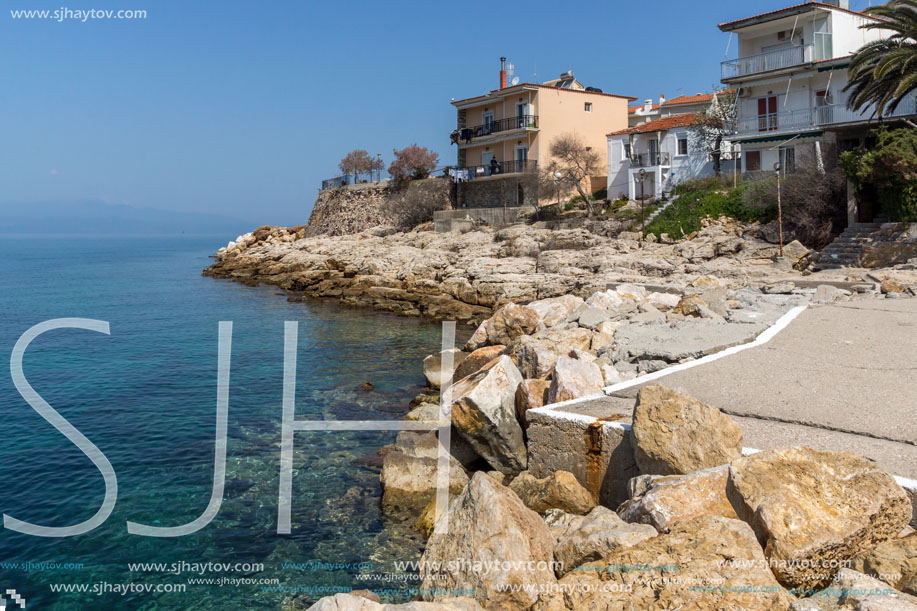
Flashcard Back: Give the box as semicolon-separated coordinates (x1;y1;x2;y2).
0;201;255;236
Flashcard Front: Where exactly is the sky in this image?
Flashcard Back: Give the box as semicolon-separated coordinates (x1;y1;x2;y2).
0;0;877;226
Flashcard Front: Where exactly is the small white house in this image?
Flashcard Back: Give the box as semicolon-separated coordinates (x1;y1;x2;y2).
607;112;728;201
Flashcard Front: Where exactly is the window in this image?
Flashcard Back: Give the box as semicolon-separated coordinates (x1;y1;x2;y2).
483;111;494;134
584;102;592;112
623;142;631;160
757;96;778;132
677;136;688;156
779;147;795;174
745;150;761;172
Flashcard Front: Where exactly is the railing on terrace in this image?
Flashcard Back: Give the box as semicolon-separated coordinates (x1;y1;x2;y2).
733;97;917;135
452;115;539;144
815;96;917;125
630;152;671;167
721;44;813;80
320;170;385;190
734;107;815;135
453;159;537;179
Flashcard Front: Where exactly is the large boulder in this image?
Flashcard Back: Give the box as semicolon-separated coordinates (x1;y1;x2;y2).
570;303;610;330
850;532;917;595
552;506;657;577
508;470;596;515
419;472;556;609
450;355;526;475
380;432;469;512
631;385;743;475
790;568;917;610
547;356;604;404
423;349;469;389
305;593;484;610
485;302;539;345
617;465;738;533
727;446;913;589
527;295;584;327
517;342;559;379
556;515;793;610
515;379;550;427
453;345;504;381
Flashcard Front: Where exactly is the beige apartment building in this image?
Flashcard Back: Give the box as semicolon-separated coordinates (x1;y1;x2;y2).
449;59;633;207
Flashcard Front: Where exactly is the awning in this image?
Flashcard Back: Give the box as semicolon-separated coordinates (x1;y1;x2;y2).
817;63;850;72
735;130;822;144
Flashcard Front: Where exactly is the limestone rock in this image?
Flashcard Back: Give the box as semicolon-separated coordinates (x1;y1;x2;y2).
306;593;484;610
419;472;556;609
380;432;469;512
423;349;469;389
450;355;526;475
789;568;917;610
585;290;624;311
571;303;611;330
547;356;604;404
453;345;505;381
617;465;738;532
727;446;913;589
783;239;810;264
553;506;657;577
527;295;584;327
515;379;550;427
463;321;489;352
508;470;596;515
883;278;909;294
485;302;539;345
632;385;743;475
557;515;792;610
404;402;442;423
517;342;559;379
850;532;917;595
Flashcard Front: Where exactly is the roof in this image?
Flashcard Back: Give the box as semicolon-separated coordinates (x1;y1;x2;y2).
628;103;659;114
663;93;717;106
452;82;637;106
607;113;698;137
718;2;884;32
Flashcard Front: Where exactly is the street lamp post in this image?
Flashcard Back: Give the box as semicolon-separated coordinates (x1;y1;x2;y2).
774;162;783;257
638;168;646;241
377;153;383;182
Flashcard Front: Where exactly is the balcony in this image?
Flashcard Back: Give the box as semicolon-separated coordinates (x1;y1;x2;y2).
454;159;537;179
733;97;917;136
452;115;539;145
630;152;671;167
722;44;813;81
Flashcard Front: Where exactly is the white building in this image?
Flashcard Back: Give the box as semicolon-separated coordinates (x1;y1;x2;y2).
719;0;917;222
608;93;733;200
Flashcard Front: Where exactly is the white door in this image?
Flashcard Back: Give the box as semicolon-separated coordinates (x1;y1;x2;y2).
481;150;494;175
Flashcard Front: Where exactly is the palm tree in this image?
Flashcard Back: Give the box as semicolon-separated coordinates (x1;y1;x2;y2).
844;0;917;119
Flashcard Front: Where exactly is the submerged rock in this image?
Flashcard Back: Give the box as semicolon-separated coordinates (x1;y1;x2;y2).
380;432;469;512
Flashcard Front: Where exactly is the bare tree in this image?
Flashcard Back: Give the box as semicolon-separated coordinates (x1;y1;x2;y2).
388;144;439;184
338;149;374;183
690;90;737;176
548;134;601;216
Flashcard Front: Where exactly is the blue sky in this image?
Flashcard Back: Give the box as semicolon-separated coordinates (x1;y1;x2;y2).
0;0;875;226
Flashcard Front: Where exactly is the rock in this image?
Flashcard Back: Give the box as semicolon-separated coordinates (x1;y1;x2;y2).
557;515;793;610
463;321;489;352
789;568;917;610
727;446;913;589
508;470;596;515
485;302;539;345
883;278;909;294
585;290;624;311
850;532;917;594
547;356;604;404
517;342;559;379
380;432;469;512
814;284;839;303
450;355;526;475
527;295;584;327
403;402;442;423
423;349;469;389
419;472;556;609
531;326;593;354
567;348;596;362
672;294;706;317
647;291;681;309
614;283;649;301
632;385;743;475
305;593;484;610
452;345;504;381
515;379;550;427
356;382;375;392
553;506;657;577
571;303;611;330
590;331;615;351
783;239;810;264
617;465;738;532
763;280;796;294
611;319;766;363
542;509;586;543
690;275;723;289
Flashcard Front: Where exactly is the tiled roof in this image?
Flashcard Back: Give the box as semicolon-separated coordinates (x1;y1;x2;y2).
607;113;698;137
719;2;884;31
663;93;716;106
628;103;659;114
452;83;636;105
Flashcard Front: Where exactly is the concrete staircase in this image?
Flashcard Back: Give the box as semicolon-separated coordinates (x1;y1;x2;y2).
814;222;884;270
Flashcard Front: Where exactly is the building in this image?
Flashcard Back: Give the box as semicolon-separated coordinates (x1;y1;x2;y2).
719;0;917;222
449;58;634;208
609;92;733;200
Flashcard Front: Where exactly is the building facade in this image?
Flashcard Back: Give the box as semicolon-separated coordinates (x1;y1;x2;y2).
450;60;633;208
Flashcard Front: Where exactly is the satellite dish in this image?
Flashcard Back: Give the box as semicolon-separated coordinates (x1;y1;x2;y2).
511;76;520;86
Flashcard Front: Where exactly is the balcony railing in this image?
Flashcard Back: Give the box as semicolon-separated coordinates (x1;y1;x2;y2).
733;97;917;136
722;44;813;80
630;152;671;167
454;159;537;179
452;115;539;144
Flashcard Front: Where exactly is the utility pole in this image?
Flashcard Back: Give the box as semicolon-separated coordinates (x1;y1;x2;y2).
774;162;784;257
638;168;647;242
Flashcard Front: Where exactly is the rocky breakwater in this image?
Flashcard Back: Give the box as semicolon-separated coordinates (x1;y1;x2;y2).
203;217;816;323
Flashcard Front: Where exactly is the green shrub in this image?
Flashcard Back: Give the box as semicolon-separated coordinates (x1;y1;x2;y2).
672;174;743;196
880;179;917;222
646;184;773;239
592;188;608;200
840;127;917;222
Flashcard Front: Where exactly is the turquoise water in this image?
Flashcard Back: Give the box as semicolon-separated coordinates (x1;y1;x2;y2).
0;236;451;609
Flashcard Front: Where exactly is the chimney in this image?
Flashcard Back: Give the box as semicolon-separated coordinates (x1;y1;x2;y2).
500;57;507;90
659;94;665;105
644;99;652;112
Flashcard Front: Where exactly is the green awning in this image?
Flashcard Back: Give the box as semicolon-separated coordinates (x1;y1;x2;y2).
737;130;822;144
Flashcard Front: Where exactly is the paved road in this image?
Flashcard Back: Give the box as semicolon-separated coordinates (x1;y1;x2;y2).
570;298;917;479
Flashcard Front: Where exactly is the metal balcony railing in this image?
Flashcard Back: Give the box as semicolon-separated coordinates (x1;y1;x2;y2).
721;44;813;80
452;115;539;144
733;96;917;136
454;159;537;179
733;107;816;135
630;152;671;167
815;96;917;125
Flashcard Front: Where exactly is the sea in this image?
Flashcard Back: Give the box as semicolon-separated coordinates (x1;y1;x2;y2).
0;235;458;609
